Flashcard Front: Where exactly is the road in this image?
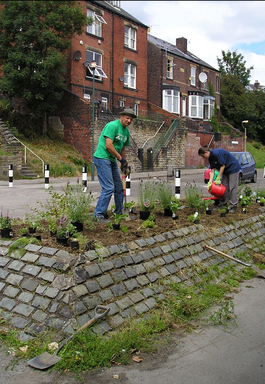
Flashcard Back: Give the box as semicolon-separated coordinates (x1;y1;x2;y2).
1;169;264;219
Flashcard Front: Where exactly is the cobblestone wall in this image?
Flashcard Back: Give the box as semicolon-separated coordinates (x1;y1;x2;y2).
0;210;265;340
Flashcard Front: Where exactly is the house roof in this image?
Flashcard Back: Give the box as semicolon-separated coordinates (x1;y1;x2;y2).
92;1;149;28
148;34;219;72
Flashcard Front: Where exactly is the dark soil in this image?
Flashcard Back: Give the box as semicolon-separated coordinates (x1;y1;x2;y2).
7;202;264;252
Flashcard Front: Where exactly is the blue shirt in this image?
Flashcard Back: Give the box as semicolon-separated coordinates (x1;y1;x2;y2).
209;148;241;175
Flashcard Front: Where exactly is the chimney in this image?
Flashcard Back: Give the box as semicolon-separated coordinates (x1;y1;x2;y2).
254;80;260;90
176;37;187;54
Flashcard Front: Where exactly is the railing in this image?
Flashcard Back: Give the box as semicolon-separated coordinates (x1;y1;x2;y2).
141;121;165;149
152;119;180;160
13;136;45;174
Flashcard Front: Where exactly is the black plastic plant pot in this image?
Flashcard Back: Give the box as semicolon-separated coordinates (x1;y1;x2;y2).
194;220;200;224
34;235;41;241
28;227;36;234
220;213;226;217
139;211;150;220
206;209;212;215
72;221;83;232
70;240;79;250
1;228;13;238
112;223;120;230
56;237;69;246
50;231;57;237
172;213;178;220
164;208;173;217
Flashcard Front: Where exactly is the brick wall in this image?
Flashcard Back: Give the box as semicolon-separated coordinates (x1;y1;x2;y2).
0;120;22;179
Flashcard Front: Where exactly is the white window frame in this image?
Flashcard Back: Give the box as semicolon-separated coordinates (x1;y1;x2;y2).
189;95;203;118
119;100;125;108
124;26;136;50
167;57;173;79
87;9;107;37
191;67;196;86
203;97;215;120
84;93;90;100
163;89;180;114
134;104;138;116
85;50;107;80
101;97;108;111
182;97;186;117
124;63;136;89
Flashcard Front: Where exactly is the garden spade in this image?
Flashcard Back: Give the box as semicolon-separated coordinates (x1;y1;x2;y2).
203;244;265;278
27;305;110;370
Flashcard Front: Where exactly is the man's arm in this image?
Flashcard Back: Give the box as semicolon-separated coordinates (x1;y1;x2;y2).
217;165;225;179
105;137;123;161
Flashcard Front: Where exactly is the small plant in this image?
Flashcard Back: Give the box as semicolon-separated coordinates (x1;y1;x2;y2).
138;179;158;212
184;182;203;211
57;216;77;239
141;214;157;228
0;210;12;229
218;208;227;214
188;211;200;223
157;180;173;210
108;213;128;233
24;213;41;231
170;196;182;213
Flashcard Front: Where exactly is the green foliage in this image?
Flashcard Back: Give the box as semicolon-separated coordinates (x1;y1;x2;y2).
138;179;158;212
157;180;174;209
217;50;253;87
170;196;182;213
64;184;95;224
0;210;12;229
0;1;89;119
184;182;203;211
141;214;157;229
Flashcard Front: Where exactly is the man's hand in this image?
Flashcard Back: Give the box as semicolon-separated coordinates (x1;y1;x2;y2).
119;157;130;175
215;176;221;185
207;181;212;191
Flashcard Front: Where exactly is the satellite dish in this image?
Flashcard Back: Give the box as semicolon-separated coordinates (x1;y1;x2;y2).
199;72;207;83
73;51;81;61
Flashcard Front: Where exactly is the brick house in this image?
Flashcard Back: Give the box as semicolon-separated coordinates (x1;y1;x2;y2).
66;0;148;116
147;35;221;123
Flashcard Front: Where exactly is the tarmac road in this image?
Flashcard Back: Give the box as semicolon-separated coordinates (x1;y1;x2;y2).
0;277;264;384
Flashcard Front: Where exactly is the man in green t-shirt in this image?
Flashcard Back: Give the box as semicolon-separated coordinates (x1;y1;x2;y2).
93;109;136;222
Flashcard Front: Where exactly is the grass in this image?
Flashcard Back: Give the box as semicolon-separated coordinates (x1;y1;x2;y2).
247;141;265;169
0;261;256;373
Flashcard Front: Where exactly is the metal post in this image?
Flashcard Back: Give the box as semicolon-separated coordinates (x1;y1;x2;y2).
91;64;96;181
45;164;49;189
82;165;87;192
175;169;181;199
9;164;13;188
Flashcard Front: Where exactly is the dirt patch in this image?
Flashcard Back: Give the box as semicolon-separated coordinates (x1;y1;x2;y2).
8;203;265;252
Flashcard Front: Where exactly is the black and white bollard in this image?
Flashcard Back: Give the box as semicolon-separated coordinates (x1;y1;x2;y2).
45;164;49;189
126;174;131;196
175;169;181;199
82;165;87;192
9;164;13;188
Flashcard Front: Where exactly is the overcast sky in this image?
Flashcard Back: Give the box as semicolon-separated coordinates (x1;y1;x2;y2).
121;1;265;85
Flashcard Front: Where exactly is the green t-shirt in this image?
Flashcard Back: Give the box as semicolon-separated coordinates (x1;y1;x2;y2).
94;119;130;162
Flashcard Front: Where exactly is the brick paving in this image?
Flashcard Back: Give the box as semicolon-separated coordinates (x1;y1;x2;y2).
0;209;265;342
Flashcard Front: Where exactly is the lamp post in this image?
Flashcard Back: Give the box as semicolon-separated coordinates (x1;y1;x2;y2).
90;60;97;181
242;120;249;152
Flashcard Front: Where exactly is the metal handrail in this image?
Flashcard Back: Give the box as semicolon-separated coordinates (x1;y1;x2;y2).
141;120;165;149
152;119;180;159
13;136;45;174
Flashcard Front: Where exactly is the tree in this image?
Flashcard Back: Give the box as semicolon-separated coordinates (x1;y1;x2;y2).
0;1;89;134
217;50;253;87
217;50;255;131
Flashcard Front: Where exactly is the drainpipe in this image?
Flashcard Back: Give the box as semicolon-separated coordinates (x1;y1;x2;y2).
111;12;114;112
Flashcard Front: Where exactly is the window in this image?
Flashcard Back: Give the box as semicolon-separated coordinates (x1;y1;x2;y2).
124;26;136;50
124;63;136;88
189;95;203;118
84;92;90;100
119;100;125;108
87;9;107;37
203;97;214;120
191;67;196;86
163;89;180;114
101;97;108;111
134;104;138;116
182;97;186;117
216;76;219;93
85;51;107;79
167;58;173;79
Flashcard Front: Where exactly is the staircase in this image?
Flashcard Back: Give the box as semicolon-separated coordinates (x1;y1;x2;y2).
20;163;39;179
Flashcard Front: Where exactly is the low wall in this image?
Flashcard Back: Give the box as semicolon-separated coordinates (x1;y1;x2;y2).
0;210;264;339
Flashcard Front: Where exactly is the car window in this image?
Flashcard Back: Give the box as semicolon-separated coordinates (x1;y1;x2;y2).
246;153;252;162
241;153;247;164
231;152;240;161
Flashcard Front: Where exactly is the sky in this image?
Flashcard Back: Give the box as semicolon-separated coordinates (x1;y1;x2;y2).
121;1;265;85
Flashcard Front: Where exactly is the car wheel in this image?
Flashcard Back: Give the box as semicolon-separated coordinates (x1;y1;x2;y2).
251;171;257;183
238;173;243;185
